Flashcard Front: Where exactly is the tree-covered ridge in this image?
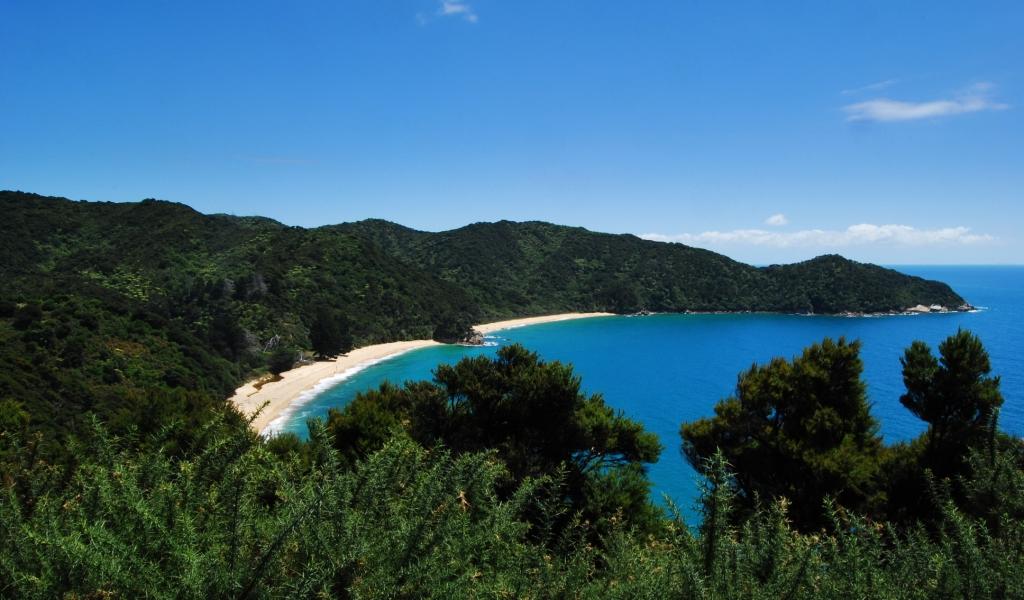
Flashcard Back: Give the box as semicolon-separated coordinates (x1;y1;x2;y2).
2;192;966;324
0;190;965;450
0;191;479;447
761;254;966;314
1;192;478;346
338;218;966;317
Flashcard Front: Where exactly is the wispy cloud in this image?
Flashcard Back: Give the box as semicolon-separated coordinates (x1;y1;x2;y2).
843;82;1008;122
640;224;994;247
438;0;478;23
841;79;898;96
764;213;788;226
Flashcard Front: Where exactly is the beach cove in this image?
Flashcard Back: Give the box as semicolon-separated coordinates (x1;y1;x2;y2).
230;312;613;434
257;266;1023;520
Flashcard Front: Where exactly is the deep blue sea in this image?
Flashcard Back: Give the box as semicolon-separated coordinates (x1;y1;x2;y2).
279;266;1023;519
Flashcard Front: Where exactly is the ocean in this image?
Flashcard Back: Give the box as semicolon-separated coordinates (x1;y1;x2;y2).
277;266;1023;518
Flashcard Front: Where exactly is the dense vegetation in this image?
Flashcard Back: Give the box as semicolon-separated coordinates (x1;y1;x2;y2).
0;192;477;450
681;337;886;529
325;345;664;537
4;191;1008;597
680;330;1017;533
1;333;1021;598
0;191;965;448
338;218;966;317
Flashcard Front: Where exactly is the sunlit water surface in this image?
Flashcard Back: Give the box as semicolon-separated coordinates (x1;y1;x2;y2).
278;266;1024;521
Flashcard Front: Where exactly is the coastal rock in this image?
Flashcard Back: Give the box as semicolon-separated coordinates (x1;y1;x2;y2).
904;303;975;314
462;329;485;346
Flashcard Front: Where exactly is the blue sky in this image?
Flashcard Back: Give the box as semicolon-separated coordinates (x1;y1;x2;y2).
2;1;1021;264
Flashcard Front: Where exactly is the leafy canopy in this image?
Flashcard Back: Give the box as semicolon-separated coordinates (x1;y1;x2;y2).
309;307;353;359
681;337;884;528
0;191;967;455
2;406;1021;599
327;344;663;531
1;334;1022;597
900;329;1003;450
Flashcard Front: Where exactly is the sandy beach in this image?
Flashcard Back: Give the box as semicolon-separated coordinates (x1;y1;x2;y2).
230;312;612;435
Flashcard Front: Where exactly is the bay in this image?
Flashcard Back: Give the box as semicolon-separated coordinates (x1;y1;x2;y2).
278;266;1024;518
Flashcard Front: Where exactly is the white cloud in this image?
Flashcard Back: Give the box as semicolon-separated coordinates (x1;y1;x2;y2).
640;224;994;248
841;79;898;96
438;1;478;22
764;213;788;226
843;82;1008;122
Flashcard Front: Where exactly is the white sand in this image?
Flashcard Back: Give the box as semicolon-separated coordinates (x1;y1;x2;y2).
474;312;612;334
230;312;612;435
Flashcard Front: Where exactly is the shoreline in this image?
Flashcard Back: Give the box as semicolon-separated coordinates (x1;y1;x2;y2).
231;305;968;435
230;312;613;435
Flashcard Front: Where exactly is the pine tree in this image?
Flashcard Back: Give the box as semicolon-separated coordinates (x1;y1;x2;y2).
900;329;1004;460
681;337;884;529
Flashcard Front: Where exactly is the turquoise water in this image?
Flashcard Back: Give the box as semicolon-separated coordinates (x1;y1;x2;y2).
278;266;1023;516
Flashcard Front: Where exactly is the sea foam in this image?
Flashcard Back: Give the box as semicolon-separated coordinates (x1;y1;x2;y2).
261;349;417;437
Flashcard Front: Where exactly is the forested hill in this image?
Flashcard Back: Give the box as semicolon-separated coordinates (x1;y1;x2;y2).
336;218;965;316
4;192;966;325
0;192;478;446
3;196;1011;600
0;191;963;445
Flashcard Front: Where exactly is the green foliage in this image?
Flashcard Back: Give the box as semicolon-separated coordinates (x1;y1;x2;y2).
0;191;966;459
341;220;966;318
309;307;353;359
0;419;571;598
0;333;1022;597
0;399;30;435
680;329;1018;544
956;414;1024;535
900;329;1004;463
681;338;884;529
0;190;1013;597
879;331;1009;525
0;290;244;459
760;254;964;314
0;192;477;451
2;416;1020;598
327;344;663;536
431;313;475;343
266;346;296;376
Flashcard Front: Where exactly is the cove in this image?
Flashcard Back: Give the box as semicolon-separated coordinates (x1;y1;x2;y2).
278;266;1024;520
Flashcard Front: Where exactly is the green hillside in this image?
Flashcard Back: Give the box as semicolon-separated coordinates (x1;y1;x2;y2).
0;191;965;446
0;192;477;448
338;218;966;316
1;191;1020;598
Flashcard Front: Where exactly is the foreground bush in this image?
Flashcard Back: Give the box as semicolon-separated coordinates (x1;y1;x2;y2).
2;417;1021;599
